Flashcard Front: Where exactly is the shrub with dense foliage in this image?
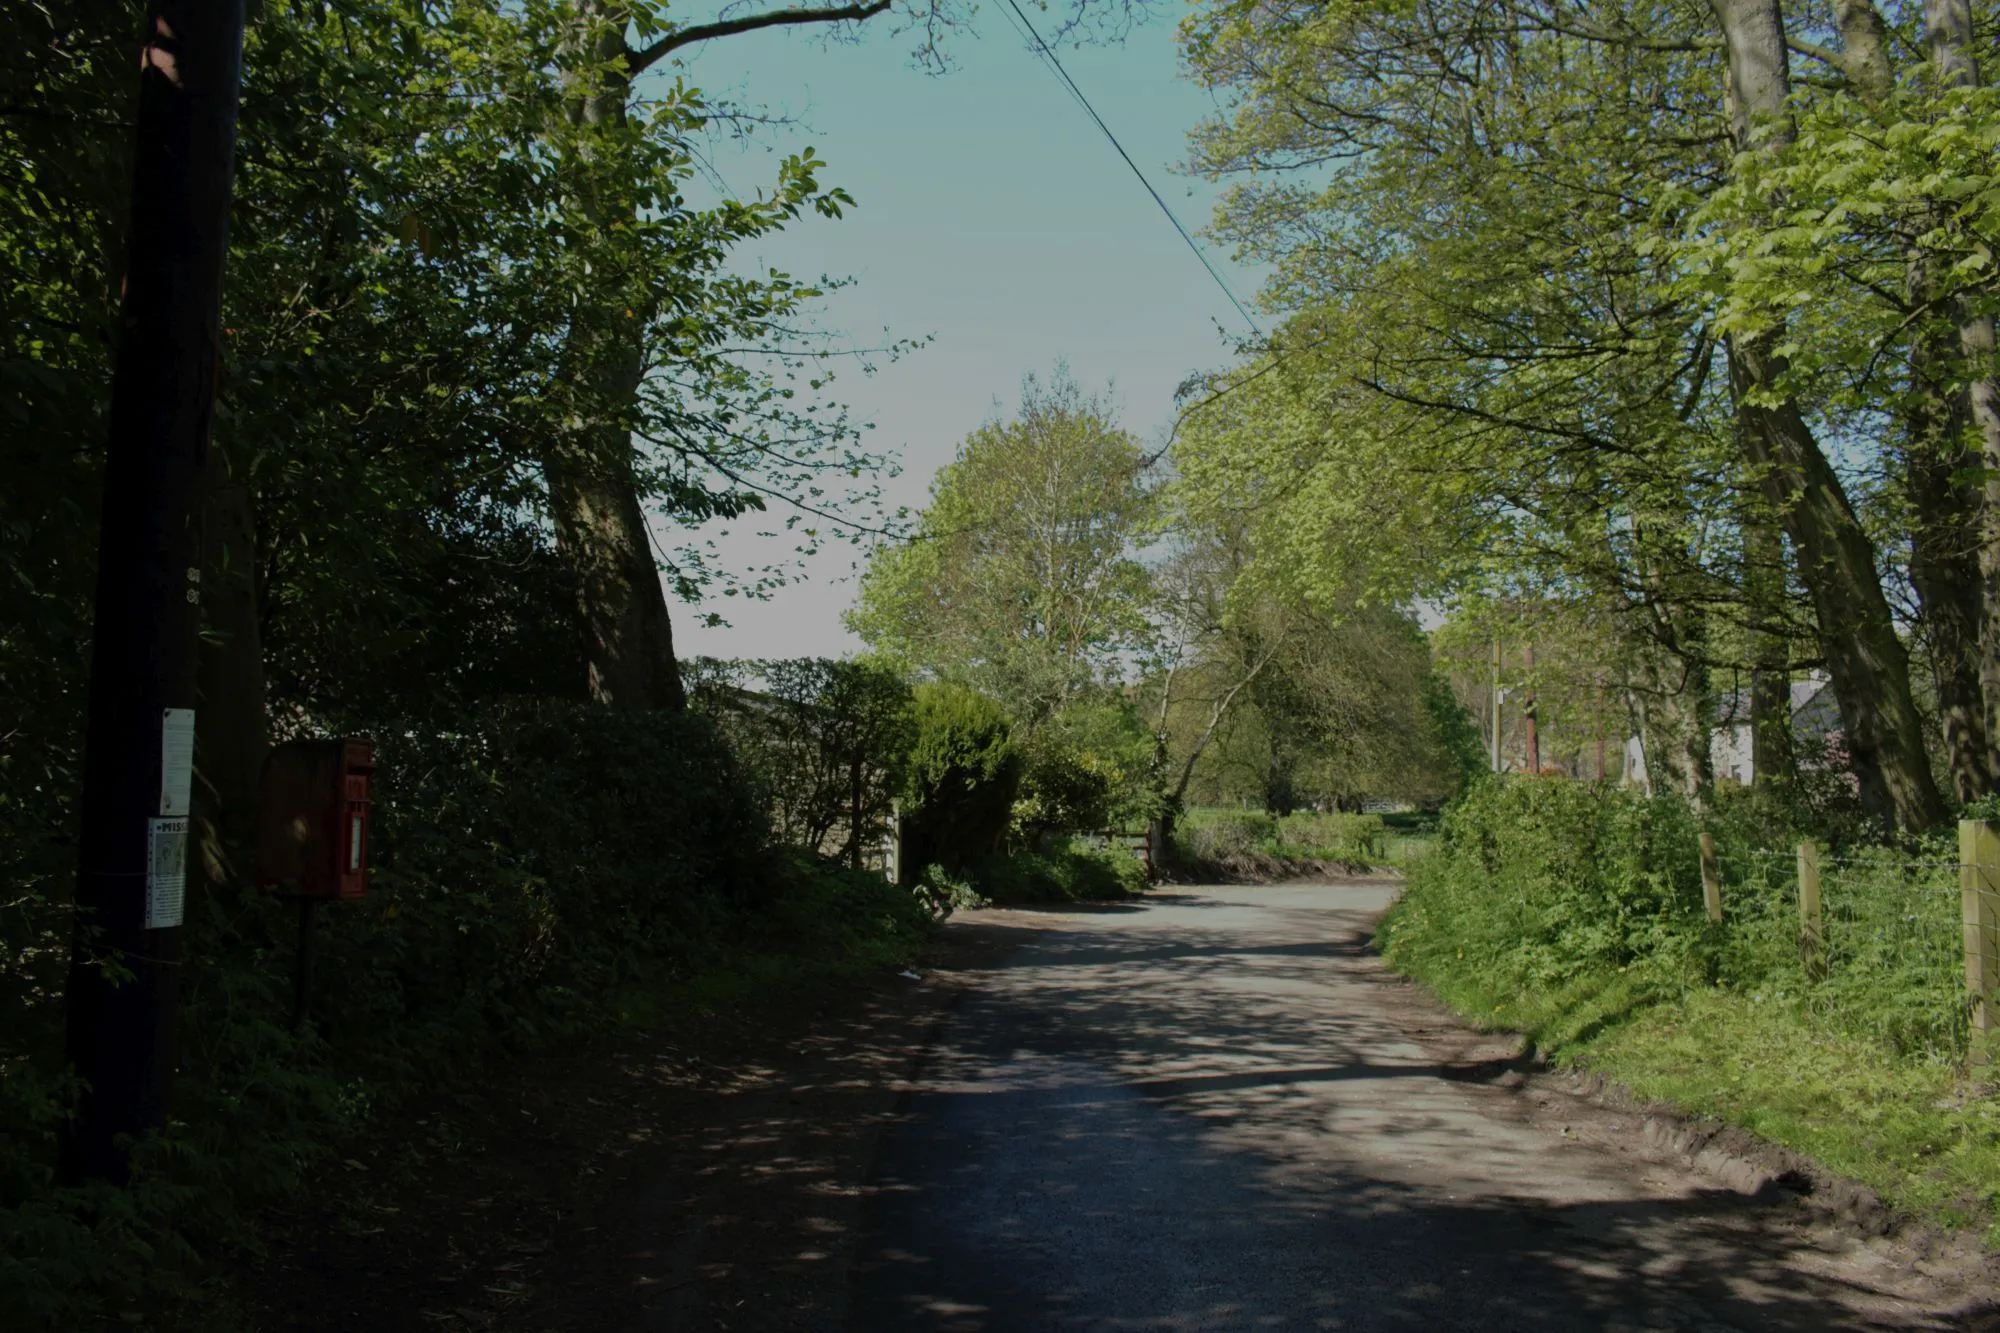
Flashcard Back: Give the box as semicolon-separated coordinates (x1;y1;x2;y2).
899;683;1023;883
1172;808;1396;873
1011;698;1160;841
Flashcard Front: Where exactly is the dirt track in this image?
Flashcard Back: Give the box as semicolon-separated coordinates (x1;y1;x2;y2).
239;879;1999;1331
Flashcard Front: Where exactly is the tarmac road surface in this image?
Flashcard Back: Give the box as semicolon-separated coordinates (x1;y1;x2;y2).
847;880;1988;1332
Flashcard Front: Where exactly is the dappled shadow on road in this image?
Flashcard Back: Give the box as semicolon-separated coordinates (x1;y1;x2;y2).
244;923;1046;1333
849;886;1978;1332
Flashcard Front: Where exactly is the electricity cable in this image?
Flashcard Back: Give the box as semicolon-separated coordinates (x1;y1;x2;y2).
995;0;1261;337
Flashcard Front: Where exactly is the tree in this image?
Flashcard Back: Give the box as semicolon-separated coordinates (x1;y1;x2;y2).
899;682;1022;881
1705;0;1944;827
0;0;904;1236
540;0;1162;711
1173;0;1975;828
685;656;914;863
540;0;894;710
848;367;1157;720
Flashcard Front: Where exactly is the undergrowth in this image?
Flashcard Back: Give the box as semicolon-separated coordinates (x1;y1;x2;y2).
1173;808;1434;877
0;702;932;1327
1378;774;2000;1238
922;843;1148;907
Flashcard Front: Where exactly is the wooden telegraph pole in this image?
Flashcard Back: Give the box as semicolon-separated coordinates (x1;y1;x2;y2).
1523;641;1540;773
61;0;247;1184
1490;639;1502;772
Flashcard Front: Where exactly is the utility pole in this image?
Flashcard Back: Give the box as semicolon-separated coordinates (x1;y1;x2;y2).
1490;639;1502;772
1524;641;1540;773
62;0;247;1184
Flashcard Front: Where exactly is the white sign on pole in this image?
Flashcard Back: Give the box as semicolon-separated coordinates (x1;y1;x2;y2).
160;707;196;816
145;815;188;929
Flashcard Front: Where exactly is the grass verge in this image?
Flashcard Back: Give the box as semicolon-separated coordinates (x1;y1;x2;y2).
1380;775;2000;1243
1394;953;2000;1239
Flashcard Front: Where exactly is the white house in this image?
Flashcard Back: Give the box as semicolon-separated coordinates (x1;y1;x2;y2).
1620;674;1840;790
1709;674;1841;785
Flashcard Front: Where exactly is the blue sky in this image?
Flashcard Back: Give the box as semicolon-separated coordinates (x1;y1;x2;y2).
646;2;1264;659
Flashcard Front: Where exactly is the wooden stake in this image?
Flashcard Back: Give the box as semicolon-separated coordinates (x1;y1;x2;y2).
1960;820;2000;1065
1699;833;1722;923
1797;840;1824;983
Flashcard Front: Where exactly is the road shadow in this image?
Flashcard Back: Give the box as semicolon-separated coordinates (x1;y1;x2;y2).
847;891;1977;1331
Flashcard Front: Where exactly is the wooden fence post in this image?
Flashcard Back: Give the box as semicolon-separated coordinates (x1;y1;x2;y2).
1797;840;1824;983
1699;832;1722;923
1959;820;2000;1064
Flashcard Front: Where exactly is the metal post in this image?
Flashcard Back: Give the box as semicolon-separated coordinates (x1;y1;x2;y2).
60;0;248;1185
1491;639;1502;772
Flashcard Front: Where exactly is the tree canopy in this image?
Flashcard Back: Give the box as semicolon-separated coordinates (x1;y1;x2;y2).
848;368;1158;720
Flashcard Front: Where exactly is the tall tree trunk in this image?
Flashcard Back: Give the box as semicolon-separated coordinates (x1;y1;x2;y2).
194;442;266;878
1832;0;1895;99
1741;516;1796;786
1727;343;1945;826
1906;321;1993;800
547;0;685;712
538;0;891;709
1829;0;1992;800
1677;614;1716;800
1711;0;1949;828
1522;640;1540;772
1924;0;2000;788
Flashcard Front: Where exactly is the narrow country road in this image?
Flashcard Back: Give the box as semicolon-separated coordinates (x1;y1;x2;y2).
849;880;1984;1332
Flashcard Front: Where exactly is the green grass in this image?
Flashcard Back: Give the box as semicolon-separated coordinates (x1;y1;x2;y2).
1178;806;1434;870
1379;776;2000;1238
1395;949;2000;1231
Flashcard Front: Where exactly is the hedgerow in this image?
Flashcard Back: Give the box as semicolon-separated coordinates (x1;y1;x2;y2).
0;703;928;1326
1380;774;2000;1230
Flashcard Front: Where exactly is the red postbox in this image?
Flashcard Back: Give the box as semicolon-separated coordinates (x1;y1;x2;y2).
256;737;374;900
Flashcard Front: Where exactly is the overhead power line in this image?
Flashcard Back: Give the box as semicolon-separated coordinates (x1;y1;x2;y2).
995;0;1262;337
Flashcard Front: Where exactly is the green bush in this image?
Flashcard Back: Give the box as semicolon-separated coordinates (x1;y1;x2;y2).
685;656;915;862
1180;811;1277;862
1379;775;1704;1000
1274;812;1385;862
1012;736;1118;838
973;844;1147;903
900;684;1021;883
914;863;991;913
1010;699;1161;840
1176;808;1390;867
1380;772;1973;1059
1379;773;2000;1233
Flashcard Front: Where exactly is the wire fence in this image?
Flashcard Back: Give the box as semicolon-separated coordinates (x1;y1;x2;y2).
1707;840;1995;1064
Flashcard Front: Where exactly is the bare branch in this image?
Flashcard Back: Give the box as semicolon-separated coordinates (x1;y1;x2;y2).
628;0;894;76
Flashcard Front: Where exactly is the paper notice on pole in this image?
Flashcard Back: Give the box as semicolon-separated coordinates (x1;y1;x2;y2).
145;816;188;929
160;708;195;816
